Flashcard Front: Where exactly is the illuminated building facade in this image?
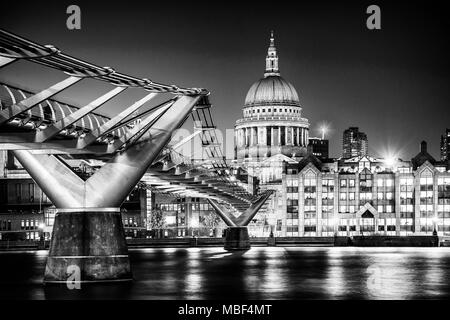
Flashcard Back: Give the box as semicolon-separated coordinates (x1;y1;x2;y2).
255;141;450;237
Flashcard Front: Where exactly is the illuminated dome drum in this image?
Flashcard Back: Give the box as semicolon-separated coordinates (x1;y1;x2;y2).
234;32;309;163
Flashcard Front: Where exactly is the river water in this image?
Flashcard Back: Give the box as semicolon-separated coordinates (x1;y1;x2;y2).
0;247;449;299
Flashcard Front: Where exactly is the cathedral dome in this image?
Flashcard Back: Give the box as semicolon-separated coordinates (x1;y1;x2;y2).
244;75;300;107
234;31;309;164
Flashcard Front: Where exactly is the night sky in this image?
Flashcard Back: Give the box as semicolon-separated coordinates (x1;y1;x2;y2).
1;0;449;160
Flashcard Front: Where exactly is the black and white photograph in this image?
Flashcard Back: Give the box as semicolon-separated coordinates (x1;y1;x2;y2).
0;0;449;313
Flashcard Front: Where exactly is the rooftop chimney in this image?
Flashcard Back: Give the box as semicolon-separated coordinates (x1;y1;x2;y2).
420;141;427;153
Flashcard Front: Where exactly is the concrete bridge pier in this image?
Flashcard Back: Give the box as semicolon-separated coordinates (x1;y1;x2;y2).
44;208;132;283
224;227;251;250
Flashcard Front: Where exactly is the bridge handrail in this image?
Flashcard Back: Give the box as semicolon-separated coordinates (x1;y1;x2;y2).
0;28;209;96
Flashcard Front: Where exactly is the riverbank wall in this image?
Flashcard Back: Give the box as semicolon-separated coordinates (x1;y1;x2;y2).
0;235;447;251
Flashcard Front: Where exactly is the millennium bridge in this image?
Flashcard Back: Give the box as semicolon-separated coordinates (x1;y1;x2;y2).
0;29;273;283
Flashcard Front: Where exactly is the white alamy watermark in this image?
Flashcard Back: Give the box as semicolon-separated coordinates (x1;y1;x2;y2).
366;5;381;30
66;5;81;30
66;264;81;290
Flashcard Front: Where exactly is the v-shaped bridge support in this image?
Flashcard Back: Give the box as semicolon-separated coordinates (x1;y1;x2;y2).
207;190;274;251
207;190;273;227
14;95;201;209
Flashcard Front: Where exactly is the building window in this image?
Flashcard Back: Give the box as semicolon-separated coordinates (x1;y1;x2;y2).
29;183;35;203
438;177;450;234
359;169;373;205
276;219;282;231
419;175;434;233
304;174;317;216
400;177;414;217
15;183;22;203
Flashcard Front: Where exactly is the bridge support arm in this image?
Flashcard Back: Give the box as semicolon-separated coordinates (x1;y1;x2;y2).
79;92;157;147
235;191;274;226
84;95;201;207
0;76;82;125
12;150;85;208
207;199;238;227
35;86;127;142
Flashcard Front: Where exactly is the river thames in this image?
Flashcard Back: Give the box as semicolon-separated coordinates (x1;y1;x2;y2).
0;247;449;299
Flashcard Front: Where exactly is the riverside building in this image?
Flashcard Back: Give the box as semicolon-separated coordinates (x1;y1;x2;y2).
246;141;450;237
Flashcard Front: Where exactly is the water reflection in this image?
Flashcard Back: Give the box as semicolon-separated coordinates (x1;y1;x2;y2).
325;250;346;298
0;247;450;299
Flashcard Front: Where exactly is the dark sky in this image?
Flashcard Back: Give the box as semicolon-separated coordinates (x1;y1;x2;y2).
1;0;449;160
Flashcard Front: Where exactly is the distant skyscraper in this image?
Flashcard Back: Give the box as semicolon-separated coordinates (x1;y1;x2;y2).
441;128;450;161
308;137;329;160
342;127;368;158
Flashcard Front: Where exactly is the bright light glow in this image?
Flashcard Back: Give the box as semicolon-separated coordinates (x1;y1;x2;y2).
330;217;339;226
376;143;406;168
384;156;396;167
38;223;45;230
316;121;332;140
189;217;199;228
165;216;176;225
320;126;328;140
